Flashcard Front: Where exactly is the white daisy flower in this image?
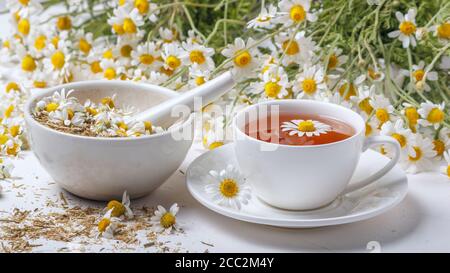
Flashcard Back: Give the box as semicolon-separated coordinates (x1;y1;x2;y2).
128;0;159;22
388;9;419;48
97;208;119;239
188;64;211;87
130;42;161;70
42;38;73;80
281;119;332;137
275;31;317;66
6;0;43;14
108;6;144;35
277;0;317;26
100;59;124;80
145;71;169;85
0;157;14;179
402;60;438;92
350;85;375;115
181;42;215;71
370;94;395;127
326;47;348;72
403;134;436;174
48;106;85;127
401;102;420;132
247;4;278;29
158;27;179;44
417;101;446;129
294;64;327;99
150;203;180;234
441;150;450;179
380;119;413;157
250;66;289;99
429;21;450;43
221;37;259;78
203;125;226;150
105;190;133;219
433;128;450;158
161;43;185;72
205;164;251;210
74;29;94;56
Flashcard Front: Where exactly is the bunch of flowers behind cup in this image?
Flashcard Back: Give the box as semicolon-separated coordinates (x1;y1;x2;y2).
0;0;449;188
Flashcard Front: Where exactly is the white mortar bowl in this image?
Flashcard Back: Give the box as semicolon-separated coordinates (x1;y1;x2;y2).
24;80;194;201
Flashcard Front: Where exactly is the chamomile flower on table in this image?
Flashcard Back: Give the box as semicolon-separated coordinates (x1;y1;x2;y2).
105;191;133;219
150;203;180;234
281;119;332;137
402;61;438;92
277;0;317;26
181;42;215;71
247;4;278;30
350;85;375;116
294;64;327;99
275;31;317;66
388;8;419;48
380;119;413;157
205;164;251;210
417;101;446;130
441;150;450;179
370;94;395;128
402;134;436;174
97;208;119;239
221;37;259;79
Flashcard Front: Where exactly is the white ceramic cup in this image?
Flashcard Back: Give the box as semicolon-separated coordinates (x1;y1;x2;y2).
233;100;401;210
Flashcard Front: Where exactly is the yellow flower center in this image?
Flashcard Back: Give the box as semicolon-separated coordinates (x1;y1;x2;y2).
97;218;111;232
160;212;176;228
391;133;407;148
264;81;281;98
289;5;306;23
51;36;59;48
375;108;390;125
189;50;206;64
3;40;11;49
301;78;317;95
86;107;98;116
404;106;418;130
13;11;20;22
365;122;372;136
34;35;46;51
447;165;450;178
208;141;224;150
46;102;59;112
103;49;113;59
104;68;116;80
282;40;300;55
118;0;126;5
33;81;47;88
120;45;133;57
413;69;424;82
90;61;103;73
9;125;20;137
0;135;8;145
144;121;152;132
66;109;74;120
427;108;444;124
51;50;66;70
298;120;316;132
437;22;450;39
107;200;126;217
7;143;19;156
139;54;154;65
368;68;381;80
19;0;30;5
338;83;357;101
21;55;36;72
18;18;30;35
4;105;14;118
433;139;445;156
160;66;174;76
57;16;72;31
327;54;338;69
113;23;125;35
123;18;137;34
219;178;239;198
134;0;149;14
399;21;416;35
233;50;252;67
195;76;205;86
166;55;181;70
358;98;374;115
6;82;20;93
101;97;115;108
79;38;91;54
408;146;422;162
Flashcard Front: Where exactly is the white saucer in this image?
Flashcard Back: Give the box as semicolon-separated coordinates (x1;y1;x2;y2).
186;144;408;228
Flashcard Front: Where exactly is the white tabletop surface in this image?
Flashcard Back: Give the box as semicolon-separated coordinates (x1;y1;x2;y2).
1;10;450;253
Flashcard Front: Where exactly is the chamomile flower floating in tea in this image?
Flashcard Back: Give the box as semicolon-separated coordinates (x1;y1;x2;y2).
281;119;331;137
105;191;133;219
32;89;164;137
205;164;251;210
150;204;180;234
97;208;118;239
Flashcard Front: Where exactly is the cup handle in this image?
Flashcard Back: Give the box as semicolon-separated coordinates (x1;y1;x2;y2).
342;135;401;194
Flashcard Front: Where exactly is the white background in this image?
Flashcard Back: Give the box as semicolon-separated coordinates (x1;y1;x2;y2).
0;6;450;252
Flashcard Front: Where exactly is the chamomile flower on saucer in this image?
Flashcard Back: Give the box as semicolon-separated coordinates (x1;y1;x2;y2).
150;203;180;234
221;37;259;78
281;119;332;137
388;9;419;48
370;94;394;128
181;42;215;71
417;101;446;129
97;208;118;239
0;157;14;179
441;150;450;179
205;164;251;210
247;4;278;30
403;134;436;174
294;64;327;99
105;190;133;219
277;0;317;26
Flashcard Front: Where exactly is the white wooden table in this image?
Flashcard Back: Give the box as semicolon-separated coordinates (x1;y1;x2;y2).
1;11;450;253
